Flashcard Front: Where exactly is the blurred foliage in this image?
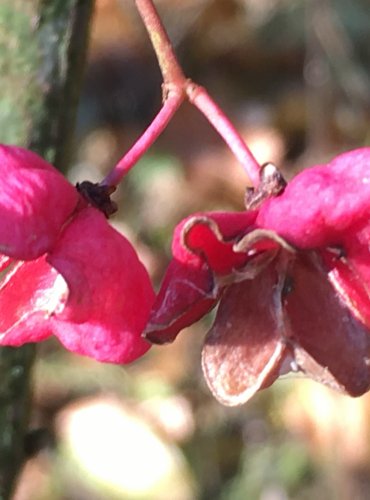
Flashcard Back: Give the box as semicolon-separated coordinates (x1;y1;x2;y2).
0;3;39;144
12;0;370;499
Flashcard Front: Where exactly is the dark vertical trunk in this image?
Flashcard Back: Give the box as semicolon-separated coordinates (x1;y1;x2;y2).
0;1;94;497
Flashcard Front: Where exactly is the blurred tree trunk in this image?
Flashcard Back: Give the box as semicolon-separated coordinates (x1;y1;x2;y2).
0;1;94;498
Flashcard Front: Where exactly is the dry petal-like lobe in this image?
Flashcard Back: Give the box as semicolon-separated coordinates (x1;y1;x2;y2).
144;259;218;344
202;248;370;404
285;253;370;396
0;256;67;345
0;145;78;260
202;265;287;406
145;211;257;344
257;148;370;248
48;207;155;363
258;148;370;338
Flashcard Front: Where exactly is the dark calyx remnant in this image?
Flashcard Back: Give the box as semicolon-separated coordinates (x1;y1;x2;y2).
245;162;287;211
76;181;118;218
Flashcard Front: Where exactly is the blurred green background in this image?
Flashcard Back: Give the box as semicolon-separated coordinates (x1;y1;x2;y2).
13;1;370;499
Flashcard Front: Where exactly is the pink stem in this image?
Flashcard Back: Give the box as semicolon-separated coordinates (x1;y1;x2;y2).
187;83;261;187
101;89;184;186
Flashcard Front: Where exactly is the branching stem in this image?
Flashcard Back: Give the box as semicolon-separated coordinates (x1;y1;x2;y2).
102;0;261;188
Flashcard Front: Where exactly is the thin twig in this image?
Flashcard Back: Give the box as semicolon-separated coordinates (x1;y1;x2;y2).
135;0;186;86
